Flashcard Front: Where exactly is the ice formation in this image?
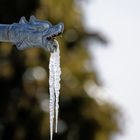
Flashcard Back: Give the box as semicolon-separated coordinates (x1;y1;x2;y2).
49;40;61;140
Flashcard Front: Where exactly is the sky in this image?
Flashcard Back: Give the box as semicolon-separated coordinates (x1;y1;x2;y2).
81;0;140;140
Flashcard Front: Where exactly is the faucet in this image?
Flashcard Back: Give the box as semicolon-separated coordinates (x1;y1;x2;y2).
0;15;64;52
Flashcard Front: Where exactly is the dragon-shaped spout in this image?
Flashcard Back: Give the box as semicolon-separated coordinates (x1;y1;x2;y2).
0;16;64;52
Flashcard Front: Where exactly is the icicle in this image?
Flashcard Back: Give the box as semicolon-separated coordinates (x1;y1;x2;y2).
49;51;55;140
53;42;61;133
49;40;61;140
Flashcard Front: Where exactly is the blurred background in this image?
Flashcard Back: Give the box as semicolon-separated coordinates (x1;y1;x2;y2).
81;0;140;140
1;0;138;140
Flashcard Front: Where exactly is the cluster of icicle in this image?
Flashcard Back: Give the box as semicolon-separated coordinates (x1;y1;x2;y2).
49;40;61;140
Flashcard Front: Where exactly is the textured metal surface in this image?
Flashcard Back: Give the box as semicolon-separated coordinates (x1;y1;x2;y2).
0;16;64;52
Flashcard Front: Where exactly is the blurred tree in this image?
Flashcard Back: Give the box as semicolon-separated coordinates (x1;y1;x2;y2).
0;0;120;140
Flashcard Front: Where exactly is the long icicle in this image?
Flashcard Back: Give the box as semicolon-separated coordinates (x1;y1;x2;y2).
53;42;61;133
49;40;61;140
49;51;55;140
